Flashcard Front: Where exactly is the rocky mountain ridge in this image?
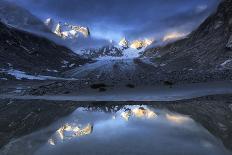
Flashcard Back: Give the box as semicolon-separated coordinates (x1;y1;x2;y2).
45;18;90;40
142;0;232;72
0;21;89;80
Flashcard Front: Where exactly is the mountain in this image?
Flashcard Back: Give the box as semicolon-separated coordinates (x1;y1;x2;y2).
0;0;50;33
119;38;129;49
142;0;232;73
0;21;89;80
80;45;124;59
119;38;154;50
78;38;154;59
0;1;92;52
45;18;90;40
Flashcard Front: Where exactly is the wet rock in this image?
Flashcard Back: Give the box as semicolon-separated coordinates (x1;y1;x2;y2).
226;35;232;49
126;84;135;88
229;104;232;111
214;21;223;29
229;18;232;25
64;91;70;94
163;81;174;86
90;83;107;89
57;83;63;87
99;88;107;92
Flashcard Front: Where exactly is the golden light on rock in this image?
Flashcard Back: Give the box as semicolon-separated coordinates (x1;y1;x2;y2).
53;123;93;143
132;108;157;119
121;110;132;121
119;37;129;48
163;32;186;42
144;38;154;47
48;138;55;146
121;107;157;121
75;124;93;137
166;114;190;124
130;40;144;49
130;39;154;49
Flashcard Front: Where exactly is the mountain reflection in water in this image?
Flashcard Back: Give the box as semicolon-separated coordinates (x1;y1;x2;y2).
2;105;231;155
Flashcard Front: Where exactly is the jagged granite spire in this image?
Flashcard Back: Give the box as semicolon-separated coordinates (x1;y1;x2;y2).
119;37;129;48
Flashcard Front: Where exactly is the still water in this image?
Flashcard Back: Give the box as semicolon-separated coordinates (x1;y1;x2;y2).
2;105;231;155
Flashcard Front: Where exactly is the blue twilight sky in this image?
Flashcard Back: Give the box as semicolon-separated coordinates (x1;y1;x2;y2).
8;0;220;41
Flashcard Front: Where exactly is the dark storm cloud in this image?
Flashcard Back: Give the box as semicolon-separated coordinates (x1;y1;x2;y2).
9;0;220;41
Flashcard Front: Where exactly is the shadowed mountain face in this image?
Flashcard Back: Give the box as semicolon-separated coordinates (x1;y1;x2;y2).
0;0;50;33
143;0;232;71
0;22;89;76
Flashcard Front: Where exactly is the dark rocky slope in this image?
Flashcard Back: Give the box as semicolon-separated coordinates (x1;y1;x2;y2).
142;0;232;73
0;0;50;33
0;22;89;76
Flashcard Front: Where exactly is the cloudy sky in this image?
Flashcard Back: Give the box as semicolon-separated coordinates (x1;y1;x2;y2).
9;0;220;42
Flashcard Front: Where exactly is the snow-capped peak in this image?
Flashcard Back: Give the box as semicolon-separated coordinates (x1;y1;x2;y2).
119;37;129;48
45;18;90;40
118;38;154;50
45;18;53;29
130;39;154;49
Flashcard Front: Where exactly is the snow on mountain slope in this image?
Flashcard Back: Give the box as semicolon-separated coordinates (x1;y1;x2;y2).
77;38;153;60
78;45;146;60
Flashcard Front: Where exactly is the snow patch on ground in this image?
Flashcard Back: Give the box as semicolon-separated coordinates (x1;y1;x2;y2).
1;69;47;80
221;59;232;66
46;69;58;73
0;69;75;80
0;78;7;80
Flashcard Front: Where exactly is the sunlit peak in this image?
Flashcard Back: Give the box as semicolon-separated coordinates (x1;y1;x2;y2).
130;38;154;49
